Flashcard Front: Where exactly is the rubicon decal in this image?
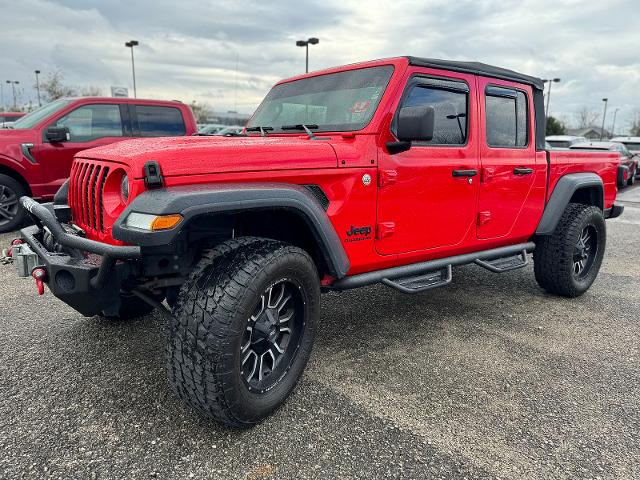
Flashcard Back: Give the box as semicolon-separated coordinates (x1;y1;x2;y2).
344;225;372;242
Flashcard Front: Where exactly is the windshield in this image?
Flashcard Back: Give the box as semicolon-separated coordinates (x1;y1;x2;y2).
11;99;72;129
247;65;394;133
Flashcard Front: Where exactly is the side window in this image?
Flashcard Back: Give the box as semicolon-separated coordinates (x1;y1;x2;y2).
485;87;528;148
134;106;186;137
54;104;123;142
401;80;468;145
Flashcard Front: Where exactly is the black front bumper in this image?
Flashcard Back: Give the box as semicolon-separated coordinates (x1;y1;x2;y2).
18;196;142;316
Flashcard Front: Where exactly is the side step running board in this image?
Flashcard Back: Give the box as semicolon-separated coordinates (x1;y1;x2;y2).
382;265;452;294
331;242;535;292
474;250;528;273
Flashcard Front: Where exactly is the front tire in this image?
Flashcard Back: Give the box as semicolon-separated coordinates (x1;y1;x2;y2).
534;203;606;297
0;174;26;233
168;238;320;428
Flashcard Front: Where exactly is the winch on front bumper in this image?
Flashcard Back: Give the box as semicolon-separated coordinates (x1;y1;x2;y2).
14;196;142;316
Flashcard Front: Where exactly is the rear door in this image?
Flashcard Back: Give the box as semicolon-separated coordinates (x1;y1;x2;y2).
476;79;539;239
130;104;187;137
376;70;479;255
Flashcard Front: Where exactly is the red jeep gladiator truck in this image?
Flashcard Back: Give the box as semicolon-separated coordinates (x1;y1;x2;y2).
0;97;197;232
12;57;623;428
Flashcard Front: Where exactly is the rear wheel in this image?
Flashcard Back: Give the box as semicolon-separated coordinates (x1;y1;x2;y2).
167;238;319;428
534;203;605;297
628;166;636;186
0;174;26;233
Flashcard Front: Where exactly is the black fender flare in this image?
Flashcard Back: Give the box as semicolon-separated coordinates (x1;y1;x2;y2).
536;172;604;235
112;182;350;278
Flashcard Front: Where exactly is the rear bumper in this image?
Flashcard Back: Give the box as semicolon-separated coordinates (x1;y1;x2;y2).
604;203;624;219
16;196;141;316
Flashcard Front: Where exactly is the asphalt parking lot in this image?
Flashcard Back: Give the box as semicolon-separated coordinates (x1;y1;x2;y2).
1;192;639;480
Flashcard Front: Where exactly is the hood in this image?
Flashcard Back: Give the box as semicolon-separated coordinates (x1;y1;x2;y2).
77;135;338;178
0;128;38;162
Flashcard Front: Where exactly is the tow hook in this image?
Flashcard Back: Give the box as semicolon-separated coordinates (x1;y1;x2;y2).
31;267;47;296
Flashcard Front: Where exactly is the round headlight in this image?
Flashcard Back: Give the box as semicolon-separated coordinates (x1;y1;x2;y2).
120;174;129;202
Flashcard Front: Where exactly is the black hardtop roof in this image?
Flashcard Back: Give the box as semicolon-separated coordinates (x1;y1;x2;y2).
406;57;544;91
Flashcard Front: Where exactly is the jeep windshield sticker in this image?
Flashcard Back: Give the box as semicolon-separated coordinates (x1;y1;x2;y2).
344;225;372;243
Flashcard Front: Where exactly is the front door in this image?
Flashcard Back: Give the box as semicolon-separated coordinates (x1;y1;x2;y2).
32;103;129;197
376;70;479;255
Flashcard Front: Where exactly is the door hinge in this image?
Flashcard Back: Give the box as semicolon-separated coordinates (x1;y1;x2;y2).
378;170;398;187
477;211;491;226
376;222;395;239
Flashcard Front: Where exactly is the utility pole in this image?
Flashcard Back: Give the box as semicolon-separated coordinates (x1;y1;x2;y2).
125;40;139;98
295;37;319;73
34;70;42;106
610;108;619;137
6;80;19;110
543;78;561;120
600;98;608;140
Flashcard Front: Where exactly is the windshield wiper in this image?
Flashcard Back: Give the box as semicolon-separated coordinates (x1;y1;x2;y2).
246;126;274;137
281;124;319;139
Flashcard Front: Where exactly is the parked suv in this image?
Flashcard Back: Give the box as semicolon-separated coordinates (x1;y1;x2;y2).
13;57;622;428
570;141;638;186
0;97;197;232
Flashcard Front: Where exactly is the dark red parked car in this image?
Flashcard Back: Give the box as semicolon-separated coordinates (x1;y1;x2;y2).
0;97;197;232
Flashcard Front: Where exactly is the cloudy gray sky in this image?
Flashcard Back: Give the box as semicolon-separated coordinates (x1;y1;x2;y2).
1;0;639;132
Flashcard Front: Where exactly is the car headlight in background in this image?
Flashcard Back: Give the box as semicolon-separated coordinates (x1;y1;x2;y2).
124;212;182;231
120;174;129;202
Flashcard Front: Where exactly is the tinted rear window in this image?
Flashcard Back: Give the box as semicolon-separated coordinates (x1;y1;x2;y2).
134;106;185;137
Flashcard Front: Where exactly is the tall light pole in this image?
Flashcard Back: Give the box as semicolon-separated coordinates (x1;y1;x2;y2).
610;108;619;137
125;40;139;98
600;98;608;140
34;70;41;107
543;78;561;120
296;37;319;73
6;80;19;110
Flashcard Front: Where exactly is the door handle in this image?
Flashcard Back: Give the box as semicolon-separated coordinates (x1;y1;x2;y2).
452;169;478;177
514;167;534;175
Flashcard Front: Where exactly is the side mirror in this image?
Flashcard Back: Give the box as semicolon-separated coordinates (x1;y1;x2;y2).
397;105;435;142
45;126;70;143
387;105;435;154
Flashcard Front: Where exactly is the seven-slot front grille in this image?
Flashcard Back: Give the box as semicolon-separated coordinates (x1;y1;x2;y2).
69;160;110;234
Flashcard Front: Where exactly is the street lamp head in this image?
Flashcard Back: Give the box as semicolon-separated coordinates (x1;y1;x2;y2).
552;78;561;82
35;70;41;74
125;40;139;47
308;37;319;45
602;98;608;102
296;40;307;47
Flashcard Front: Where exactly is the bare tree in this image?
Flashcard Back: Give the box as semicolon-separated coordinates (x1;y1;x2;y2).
189;100;213;123
79;85;103;97
38;70;76;102
629;110;640;136
573;107;600;129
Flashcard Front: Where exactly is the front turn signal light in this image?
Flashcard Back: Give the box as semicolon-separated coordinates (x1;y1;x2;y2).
125;212;182;231
150;214;182;231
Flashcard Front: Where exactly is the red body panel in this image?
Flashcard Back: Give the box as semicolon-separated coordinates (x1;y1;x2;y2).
67;57;620;278
0;97;197;200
